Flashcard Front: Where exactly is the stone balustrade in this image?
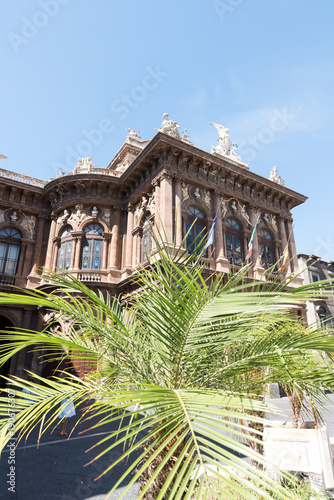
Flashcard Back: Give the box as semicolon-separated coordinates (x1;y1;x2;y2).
0;168;46;187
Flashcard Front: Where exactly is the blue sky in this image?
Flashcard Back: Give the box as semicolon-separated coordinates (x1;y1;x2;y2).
1;0;333;258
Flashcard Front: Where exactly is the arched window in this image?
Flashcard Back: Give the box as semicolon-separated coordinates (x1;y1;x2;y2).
186;205;206;254
0;228;21;275
57;225;73;270
142;215;152;262
317;307;327;328
259;228;276;270
81;223;103;270
225;218;243;266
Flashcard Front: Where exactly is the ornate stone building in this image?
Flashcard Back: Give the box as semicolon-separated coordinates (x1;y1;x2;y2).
0;116;307;383
298;254;334;328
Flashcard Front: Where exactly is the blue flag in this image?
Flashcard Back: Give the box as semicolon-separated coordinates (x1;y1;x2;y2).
205;213;217;249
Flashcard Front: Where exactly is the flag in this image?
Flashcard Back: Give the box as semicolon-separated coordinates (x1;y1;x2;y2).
205;213;217;249
278;242;289;272
246;215;260;260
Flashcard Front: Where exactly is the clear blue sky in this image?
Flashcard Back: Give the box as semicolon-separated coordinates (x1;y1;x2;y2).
1;1;333;258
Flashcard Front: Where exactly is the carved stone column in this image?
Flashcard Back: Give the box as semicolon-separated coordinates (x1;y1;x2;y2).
22;240;34;276
44;215;57;270
159;171;173;244
102;233;111;270
287;216;298;272
51;237;60;271
110;208;121;269
214;191;229;272
72;232;83;270
29;215;47;276
278;216;291;273
174;176;183;247
125;204;134;268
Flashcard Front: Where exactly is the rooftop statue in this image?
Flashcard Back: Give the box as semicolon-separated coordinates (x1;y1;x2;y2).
155;113;180;139
126;128;141;140
210;122;249;168
73;157;93;174
269;166;285;186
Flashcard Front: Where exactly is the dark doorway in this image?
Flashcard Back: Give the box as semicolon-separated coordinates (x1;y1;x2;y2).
0;315;15;388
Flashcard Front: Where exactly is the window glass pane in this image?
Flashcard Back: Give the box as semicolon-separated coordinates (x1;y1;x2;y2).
234;237;242;266
267;247;275;266
0;243;6;273
64;241;72;270
92;240;102;270
259;229;272;240
82;240;91;269
187;206;205;219
84;224;103;234
226;218;241;230
58;243;65;269
0;228;21;239
4;245;20;275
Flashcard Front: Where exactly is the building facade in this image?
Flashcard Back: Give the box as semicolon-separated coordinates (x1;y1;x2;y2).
0;116;307;383
298;254;334;328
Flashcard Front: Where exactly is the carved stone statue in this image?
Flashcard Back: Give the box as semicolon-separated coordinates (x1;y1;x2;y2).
103;208;111;225
210;123;249;168
210;122;232;156
21;214;36;238
126;128;141;140
10;211;18;223
271;215;278;232
73;157;93;174
194;188;201;199
181;129;193;145
155;113;181;139
239;203;250;225
204;190;211;207
231;201;237;212
220;198;227;219
181;182;189;200
91;206;98;217
148;192;155;213
269;166;285;186
263;213;270;224
68;204;86;227
58;209;70;225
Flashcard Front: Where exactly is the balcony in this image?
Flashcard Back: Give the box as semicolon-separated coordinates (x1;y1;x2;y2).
0;274;15;286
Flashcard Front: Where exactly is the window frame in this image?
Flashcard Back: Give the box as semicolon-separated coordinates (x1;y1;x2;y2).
0;227;22;275
80;223;104;271
225;218;244;267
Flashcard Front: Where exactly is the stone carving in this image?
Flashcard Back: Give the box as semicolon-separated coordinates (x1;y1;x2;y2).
73;157;93;174
56;166;65;177
103;208;111;225
269;166;285;186
116;156;132;172
0;209;5;223
21;214;36;238
231;201;237;212
271;215;278;232
10;211;18;223
263;213;270;224
194;187;201;199
181;182;189;200
204;190;211;207
238;202;250;225
220;198;228;219
91;206;98;217
147;192;155;213
134;195;150;226
210;122;249;168
155;113;180;139
126;128;141;140
181;129;193;145
57;209;70;225
68;204;86;228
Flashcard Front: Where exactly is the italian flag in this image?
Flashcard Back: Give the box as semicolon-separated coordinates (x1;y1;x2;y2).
246;215;260;260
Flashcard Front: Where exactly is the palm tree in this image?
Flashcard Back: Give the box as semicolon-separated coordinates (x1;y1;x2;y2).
0;238;334;499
